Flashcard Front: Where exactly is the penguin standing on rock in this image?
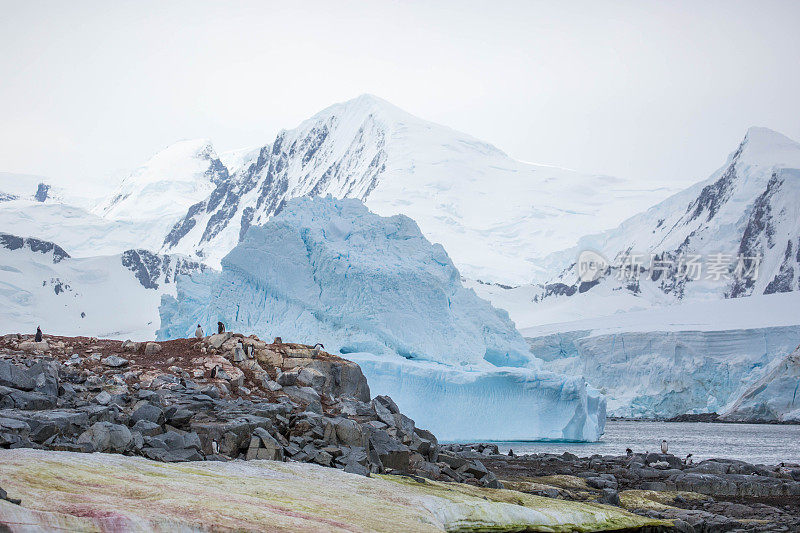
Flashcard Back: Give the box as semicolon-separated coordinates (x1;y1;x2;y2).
34;326;42;342
217;321;225;334
195;324;204;339
661;440;669;454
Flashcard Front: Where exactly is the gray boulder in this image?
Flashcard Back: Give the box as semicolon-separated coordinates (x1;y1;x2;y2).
334;418;363;446
283;386;322;414
0;386;57;410
374;395;400;414
297;368;326;390
371;398;396;427
102;355;129;368
94;391;112;405
0;360;35;390
367;428;410;471
132;419;163;437
78;422;132;453
208;333;231;349
144;343;162;356
598;488;621;506
129;404;165;426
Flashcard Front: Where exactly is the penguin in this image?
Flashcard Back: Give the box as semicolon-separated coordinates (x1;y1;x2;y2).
684;453;693;465
34;326;42;343
626;448;633;457
217;321;225;334
195;324;204;339
661;440;668;454
211;365;221;378
508;449;515;457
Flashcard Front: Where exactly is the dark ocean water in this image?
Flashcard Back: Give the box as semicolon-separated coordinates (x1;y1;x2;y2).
479;420;800;465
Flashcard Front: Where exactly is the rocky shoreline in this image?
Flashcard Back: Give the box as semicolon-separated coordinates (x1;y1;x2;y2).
3;331;799;532
0;332;502;488
447;443;800;532
0;331;669;532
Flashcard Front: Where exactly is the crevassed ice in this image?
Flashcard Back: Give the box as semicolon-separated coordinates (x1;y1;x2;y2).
158;196;605;441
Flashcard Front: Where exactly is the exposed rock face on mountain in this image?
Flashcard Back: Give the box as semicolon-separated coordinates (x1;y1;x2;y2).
120;249;205;290
536;127;800;307
0;232;69;263
0;332;503;489
0;233;205;340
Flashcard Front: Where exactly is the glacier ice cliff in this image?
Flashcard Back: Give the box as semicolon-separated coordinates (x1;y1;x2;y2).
158;196;605;441
528;323;800;420
723;344;800;422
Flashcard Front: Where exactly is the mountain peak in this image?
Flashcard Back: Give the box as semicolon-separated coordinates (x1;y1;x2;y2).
145;138;217;168
308;94;414;127
736;127;800;169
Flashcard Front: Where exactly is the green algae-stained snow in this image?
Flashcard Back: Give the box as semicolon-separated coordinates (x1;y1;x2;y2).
0;449;668;532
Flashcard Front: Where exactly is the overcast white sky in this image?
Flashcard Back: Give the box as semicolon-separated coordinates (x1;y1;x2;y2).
1;0;798;190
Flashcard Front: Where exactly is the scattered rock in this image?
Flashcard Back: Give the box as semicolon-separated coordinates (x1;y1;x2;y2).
130;404;165;426
94;391;112;405
0;485;21;505
144;343;162;356
102;355;129;368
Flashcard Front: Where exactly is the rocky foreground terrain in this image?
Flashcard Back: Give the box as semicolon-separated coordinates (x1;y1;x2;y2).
2;332;799;532
0;332;666;532
0;332;499;486
447;443;800;532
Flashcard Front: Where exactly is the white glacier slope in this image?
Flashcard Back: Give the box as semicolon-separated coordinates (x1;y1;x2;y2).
0;198;174;258
0;171;108;209
158;196;605;441
523;292;800;420
94;138;229;241
0;232;205;340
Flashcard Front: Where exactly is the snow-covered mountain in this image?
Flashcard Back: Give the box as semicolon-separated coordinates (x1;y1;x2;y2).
1;96;678;284
539;127;800;305
0;232;205;340
463;129;800;421
95;139;230;244
158;95;677;283
159;197;605;441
